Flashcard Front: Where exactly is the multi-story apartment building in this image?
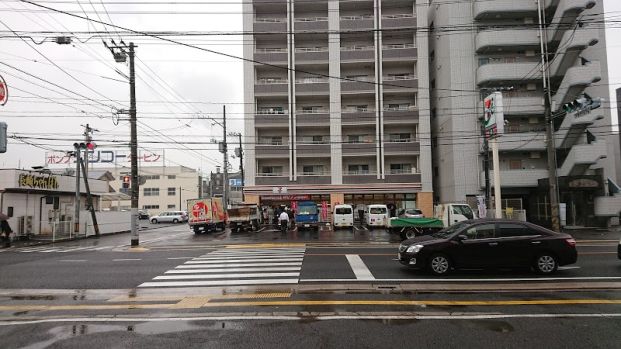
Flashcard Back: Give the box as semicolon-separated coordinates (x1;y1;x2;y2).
243;0;434;215
102;166;200;215
429;0;621;226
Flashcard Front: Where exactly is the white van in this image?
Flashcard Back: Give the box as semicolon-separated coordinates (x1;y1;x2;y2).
366;204;389;227
333;204;354;228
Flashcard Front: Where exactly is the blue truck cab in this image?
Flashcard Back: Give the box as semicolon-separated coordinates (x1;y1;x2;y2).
295;201;319;231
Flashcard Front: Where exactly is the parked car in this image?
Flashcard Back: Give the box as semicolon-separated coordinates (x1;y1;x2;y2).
365;204;390;228
333;204;354;229
150;211;188;224
399;209;424;219
397;219;577;276
138;210;149;220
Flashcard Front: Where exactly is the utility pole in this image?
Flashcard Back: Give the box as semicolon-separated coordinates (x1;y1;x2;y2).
481;121;490;213
538;0;560;232
221;106;229;210
105;40;140;245
74;146;81;235
237;133;244;188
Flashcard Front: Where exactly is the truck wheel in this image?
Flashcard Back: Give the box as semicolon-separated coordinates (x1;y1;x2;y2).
193;226;201;235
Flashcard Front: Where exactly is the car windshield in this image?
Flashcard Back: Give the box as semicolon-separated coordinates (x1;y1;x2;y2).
432;221;470;239
298;206;317;215
335;207;352;214
452;205;474;219
370;207;386;214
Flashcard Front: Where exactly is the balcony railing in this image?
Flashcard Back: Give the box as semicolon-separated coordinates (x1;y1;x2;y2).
478;56;540;67
256;109;288;115
381;13;416;19
340;14;374;20
341;45;374;51
387;168;419;175
256;78;288;84
383;105;416;111
256;172;287;177
296;77;329;84
383;74;416;81
295;47;328;53
382;43;416;50
295;16;328;22
298;171;331;176
343;170;372;175
297;109;329;114
255;48;287;53
255;18;286;23
343;108;375;113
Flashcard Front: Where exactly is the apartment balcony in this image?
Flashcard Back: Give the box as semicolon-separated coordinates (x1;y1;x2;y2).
341;45;375;62
255;79;288;96
384;173;422;184
381;14;416;29
475;29;540;53
558;142;607;177
295;78;329;95
342;110;376;125
382;75;417;90
294;17;328;31
296;143;331;157
342;142;377;156
480;169;549;188
502;95;545;115
552;61;601;110
255;174;290;186
550;29;599;77
382;43;417;60
253;0;286;3
253;18;286;33
383;106;419;124
343;173;378;184
254;48;287;65
496;132;546;152
341;77;375;94
255;145;290;158
296;111;330;126
296;175;331;185
548;0;596;43
474;0;538;20
254;111;289;128
384;141;420;154
477;61;541;86
555;108;604;149
295;47;328;63
340;15;374;30
594;194;621;217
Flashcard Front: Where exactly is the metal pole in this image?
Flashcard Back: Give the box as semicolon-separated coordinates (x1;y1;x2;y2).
179;186;182;210
129;42;140;246
491;138;502;219
79;157;100;237
537;0;560;231
238;133;245;202
222;105;229;210
481;121;490;214
74;147;81;234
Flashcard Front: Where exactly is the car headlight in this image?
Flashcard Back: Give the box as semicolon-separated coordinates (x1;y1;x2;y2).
406;244;423;253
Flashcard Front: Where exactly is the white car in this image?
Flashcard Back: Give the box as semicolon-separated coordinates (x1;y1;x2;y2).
150;211;188;224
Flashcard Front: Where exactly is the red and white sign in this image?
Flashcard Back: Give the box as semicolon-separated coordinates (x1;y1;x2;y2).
0;74;7;106
191;201;209;223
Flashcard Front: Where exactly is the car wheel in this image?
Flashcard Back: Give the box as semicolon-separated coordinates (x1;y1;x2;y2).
151;219;157;224
534;253;558;274
428;253;451;276
173;218;179;223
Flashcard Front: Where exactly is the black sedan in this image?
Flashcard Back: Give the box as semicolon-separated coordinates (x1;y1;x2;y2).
398;219;577;275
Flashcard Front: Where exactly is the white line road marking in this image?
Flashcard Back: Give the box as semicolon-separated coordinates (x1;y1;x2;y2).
90;246;114;251
40;249;61;253
165;267;301;274
208;250;305;255
361;226;369;231
59;246;98;252
154;272;300;280
185;258;303;264
5;313;621;325
58;260;87;262
138;279;299;287
256;227;266;232
167;257;195;260
176;262;303;268
345;254;375;280
113;258;142;262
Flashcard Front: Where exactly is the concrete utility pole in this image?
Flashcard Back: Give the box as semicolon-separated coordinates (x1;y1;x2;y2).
74;146;81;234
221;106;229;210
538;0;561;232
104;40;140;245
237;133;244;189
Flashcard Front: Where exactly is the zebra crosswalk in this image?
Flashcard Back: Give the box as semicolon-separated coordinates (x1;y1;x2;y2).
138;247;306;288
3;245;119;253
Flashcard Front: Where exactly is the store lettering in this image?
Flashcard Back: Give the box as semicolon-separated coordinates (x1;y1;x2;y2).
18;174;59;190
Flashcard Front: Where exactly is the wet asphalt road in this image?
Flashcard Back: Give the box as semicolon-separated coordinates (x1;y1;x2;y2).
0;224;619;348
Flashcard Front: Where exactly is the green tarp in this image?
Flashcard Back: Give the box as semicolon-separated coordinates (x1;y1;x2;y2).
388;217;444;228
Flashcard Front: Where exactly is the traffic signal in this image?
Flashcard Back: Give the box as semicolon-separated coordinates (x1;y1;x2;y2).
0;122;6;154
73;142;96;150
562;94;602;113
122;175;131;189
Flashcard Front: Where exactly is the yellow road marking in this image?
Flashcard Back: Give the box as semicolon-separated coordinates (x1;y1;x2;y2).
127;247;149;252
2;298;621;312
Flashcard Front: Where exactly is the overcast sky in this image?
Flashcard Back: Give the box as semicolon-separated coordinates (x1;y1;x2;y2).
0;0;619;175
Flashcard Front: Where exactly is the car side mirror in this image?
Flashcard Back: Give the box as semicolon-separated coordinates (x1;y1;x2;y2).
457;234;468;241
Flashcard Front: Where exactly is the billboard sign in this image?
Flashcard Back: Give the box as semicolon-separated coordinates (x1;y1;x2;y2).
483;92;504;139
45;150;162;165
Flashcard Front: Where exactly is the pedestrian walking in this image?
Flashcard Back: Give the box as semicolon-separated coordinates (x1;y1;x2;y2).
0;212;12;248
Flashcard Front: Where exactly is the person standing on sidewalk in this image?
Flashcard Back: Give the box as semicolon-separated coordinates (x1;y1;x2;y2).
0;212;12;248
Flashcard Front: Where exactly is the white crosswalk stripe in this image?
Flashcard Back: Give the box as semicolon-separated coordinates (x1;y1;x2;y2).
139;247;306;288
10;245;115;253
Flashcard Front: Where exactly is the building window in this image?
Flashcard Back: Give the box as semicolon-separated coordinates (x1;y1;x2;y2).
167;175;176;179
302;165;324;175
168;187;176;196
509;160;522;170
167;204;176;209
143;188;160;196
388;133;411;142
389;163;412;174
143;205;159;210
348;164;369;174
258;106;284;114
260;166;283;176
142;175;160;180
259;136;283;145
